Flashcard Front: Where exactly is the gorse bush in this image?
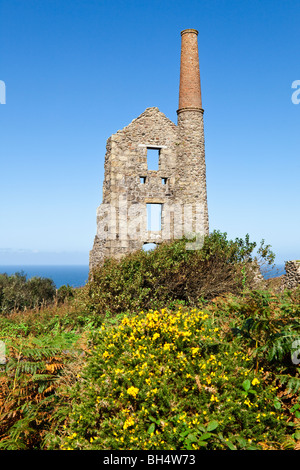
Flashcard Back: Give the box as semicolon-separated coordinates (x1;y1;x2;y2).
59;307;291;450
86;231;275;317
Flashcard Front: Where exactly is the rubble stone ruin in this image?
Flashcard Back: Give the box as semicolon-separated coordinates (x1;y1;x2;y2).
283;261;300;289
89;29;209;271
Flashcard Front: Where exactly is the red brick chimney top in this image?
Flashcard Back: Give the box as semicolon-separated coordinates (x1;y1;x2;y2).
181;28;199;36
178;28;203;114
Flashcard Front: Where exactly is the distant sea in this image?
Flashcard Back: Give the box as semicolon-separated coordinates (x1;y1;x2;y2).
261;264;285;279
0;264;285;289
0;265;89;289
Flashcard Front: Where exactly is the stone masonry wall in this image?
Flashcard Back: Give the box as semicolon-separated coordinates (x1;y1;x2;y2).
90;107;179;268
89;105;209;270
176;109;209;236
284;260;300;289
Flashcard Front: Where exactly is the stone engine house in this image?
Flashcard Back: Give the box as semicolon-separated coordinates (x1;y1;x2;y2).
90;29;209;270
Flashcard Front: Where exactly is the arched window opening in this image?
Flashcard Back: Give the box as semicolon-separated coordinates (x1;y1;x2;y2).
142;243;157;252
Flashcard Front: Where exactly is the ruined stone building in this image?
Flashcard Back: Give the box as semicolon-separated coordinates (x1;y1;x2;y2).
89;29;209;270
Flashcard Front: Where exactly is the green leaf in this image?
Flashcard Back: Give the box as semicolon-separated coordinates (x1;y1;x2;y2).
199;441;208;447
294;430;300;440
274;398;281;410
226;440;237;450
197;424;206;433
147;423;155;434
199;432;212;441
295;411;300;419
290;404;300;413
185;440;192;450
236;436;247;448
149;416;160;425
242;379;251;391
187;433;198;443
206;420;219;432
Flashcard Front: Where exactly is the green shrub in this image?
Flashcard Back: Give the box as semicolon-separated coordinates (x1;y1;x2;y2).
57;285;74;304
0;272;56;314
86;232;274;317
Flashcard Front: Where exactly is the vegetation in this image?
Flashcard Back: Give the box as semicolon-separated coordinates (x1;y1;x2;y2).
0;232;300;450
86;231;275;317
0;272;74;314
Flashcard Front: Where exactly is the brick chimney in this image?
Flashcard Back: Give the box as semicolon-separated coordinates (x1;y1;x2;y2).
176;28;209;236
178;29;203;113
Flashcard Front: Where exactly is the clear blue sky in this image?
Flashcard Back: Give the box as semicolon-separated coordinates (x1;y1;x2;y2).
0;0;299;265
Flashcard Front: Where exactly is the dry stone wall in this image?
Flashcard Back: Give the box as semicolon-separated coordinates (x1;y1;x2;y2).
284;261;300;289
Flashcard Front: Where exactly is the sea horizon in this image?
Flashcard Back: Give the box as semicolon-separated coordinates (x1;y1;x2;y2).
0;263;286;289
0;265;89;289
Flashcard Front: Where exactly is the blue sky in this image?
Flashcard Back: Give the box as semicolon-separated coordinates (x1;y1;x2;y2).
0;0;299;265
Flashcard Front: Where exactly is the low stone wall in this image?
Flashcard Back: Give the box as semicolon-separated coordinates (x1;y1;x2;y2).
284;260;300;289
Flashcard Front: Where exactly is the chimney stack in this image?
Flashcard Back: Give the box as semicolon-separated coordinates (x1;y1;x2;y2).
177;29;203;113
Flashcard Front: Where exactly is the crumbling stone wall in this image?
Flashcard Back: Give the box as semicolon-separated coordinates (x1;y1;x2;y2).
89;105;209;270
284;261;300;289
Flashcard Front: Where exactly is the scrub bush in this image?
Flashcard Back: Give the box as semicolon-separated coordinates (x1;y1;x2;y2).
86;232;274;317
0;273;56;314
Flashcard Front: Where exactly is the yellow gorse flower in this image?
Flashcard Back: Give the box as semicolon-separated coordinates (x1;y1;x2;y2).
152;332;160;341
252;378;260;386
123;416;135;429
127;386;139;398
191;347;200;356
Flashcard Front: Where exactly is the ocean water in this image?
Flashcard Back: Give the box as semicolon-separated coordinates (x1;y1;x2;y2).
261;264;285;279
0;265;89;289
0;264;285;289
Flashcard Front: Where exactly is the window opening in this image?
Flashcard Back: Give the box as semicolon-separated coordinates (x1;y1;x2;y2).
142;243;157;252
147;203;162;231
147;148;160;171
140;176;146;184
162;178;167;185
